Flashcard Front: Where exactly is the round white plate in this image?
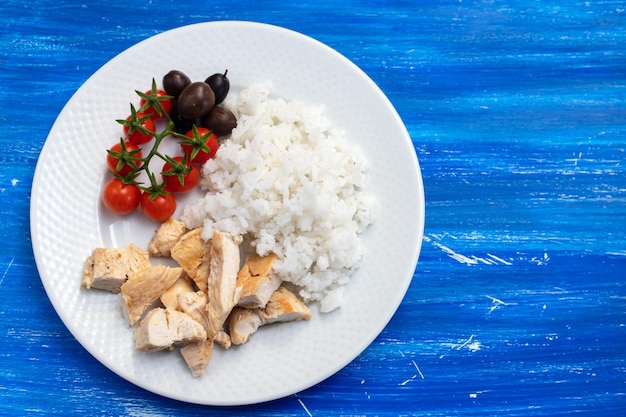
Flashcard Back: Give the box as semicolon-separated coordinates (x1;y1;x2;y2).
30;21;424;405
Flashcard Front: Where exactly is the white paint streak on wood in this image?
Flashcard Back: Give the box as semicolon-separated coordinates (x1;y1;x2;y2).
0;257;14;286
298;398;313;417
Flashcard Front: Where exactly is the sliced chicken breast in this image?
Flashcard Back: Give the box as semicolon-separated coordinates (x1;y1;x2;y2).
160;273;195;311
134;307;207;352
180;339;214;378
170;228;211;293
206;230;242;338
237;253;282;309
229;307;264;345
120;264;183;326
148;218;187;257
229;286;311;345
82;244;150;293
177;291;210;331
263;286;312;324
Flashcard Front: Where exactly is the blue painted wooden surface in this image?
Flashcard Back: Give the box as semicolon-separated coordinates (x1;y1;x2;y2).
2;0;625;415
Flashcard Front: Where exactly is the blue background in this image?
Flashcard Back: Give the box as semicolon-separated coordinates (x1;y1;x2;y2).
1;0;625;415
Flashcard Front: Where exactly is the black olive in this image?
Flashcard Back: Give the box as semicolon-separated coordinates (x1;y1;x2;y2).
162;70;191;98
169;100;196;134
200;106;237;136
205;70;230;105
176;81;215;120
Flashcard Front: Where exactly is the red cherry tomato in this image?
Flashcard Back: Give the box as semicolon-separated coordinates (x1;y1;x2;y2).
123;112;155;145
102;178;141;215
181;127;219;164
162;156;200;193
140;190;176;222
106;141;142;176
140;88;172;119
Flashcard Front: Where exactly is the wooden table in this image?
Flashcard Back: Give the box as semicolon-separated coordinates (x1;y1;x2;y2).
2;0;624;414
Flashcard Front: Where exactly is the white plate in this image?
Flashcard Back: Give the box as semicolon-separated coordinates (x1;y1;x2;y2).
30;21;424;405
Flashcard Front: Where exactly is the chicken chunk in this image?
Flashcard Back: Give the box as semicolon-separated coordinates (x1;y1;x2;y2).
159;273;195;311
237;253;282;309
120;264;184;326
170;228;211;293
229;286;311;345
148;218;187;257
229;307;264;345
177;291;210;331
206;230;242;338
214;330;232;350
82;244;150;293
263;286;312;324
180;339;214;378
134;308;207;352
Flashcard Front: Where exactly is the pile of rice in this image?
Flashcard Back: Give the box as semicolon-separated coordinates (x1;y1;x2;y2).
181;83;377;312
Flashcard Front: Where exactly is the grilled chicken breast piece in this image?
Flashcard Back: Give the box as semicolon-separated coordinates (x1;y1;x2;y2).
134;307;207;352
262;286;312;324
214;330;232;350
237;253;282;309
180;339;214;378
120;265;184;326
206;230;242;338
170;228;211;293
178;291;210;331
229;307;264;345
160;273;195;311
148;218;187;257
82;244;150;293
229;286;311;345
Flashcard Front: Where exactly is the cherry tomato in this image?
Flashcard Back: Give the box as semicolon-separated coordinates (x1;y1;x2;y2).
140;88;172;119
102;178;141;215
162;156;200;193
106;140;142;176
181;127;219;164
140;190;176;222
124;112;155;145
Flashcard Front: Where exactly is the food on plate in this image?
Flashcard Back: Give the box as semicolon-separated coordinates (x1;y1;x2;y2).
204;70;230;104
121;109;155;145
106;140;142;176
229;286;311;345
159;273;195;311
180;127;219;164
83;225;311;377
236;253;282;309
204;230;242;338
170;227;212;292
176;81;216;120
139;187;177;222
181;83;377;311
263;286;313;324
134;307;207;352
200;106;237;136
82;244;150;293
180;338;215;378
102;70;236;221
161;156;200;193
148;218;187;257
84;73;376;377
120;264;184;326
162;69;191;98
101;178;142;215
138;79;173;120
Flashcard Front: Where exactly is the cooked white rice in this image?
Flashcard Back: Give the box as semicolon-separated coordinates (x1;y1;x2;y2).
180;83;377;312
